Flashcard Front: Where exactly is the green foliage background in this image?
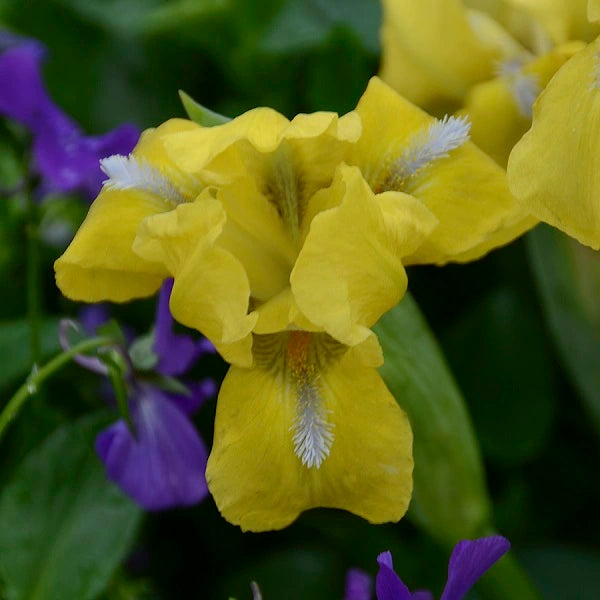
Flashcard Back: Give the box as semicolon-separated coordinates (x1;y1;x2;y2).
1;0;600;598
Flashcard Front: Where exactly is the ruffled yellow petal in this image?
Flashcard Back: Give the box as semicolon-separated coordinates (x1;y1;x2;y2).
162;108;290;178
165;109;361;242
292;165;437;346
54;188;168;302
506;0;598;43
351;77;526;265
507;37;600;249
460;42;584;166
133;194;257;366
379;0;504;108
206;332;413;532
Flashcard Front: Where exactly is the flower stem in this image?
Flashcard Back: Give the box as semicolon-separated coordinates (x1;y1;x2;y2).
0;335;114;443
26;192;41;364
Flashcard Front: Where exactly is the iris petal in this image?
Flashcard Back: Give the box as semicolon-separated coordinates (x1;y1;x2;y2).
507;37;600;250
292;164;436;346
206;332;413;532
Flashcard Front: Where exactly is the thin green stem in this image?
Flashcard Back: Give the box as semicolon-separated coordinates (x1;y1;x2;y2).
26;192;41;364
0;335;114;443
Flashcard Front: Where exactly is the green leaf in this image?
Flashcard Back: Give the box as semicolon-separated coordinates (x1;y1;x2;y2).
374;294;492;543
0;413;142;600
442;287;557;464
527;225;600;436
0;318;61;389
261;0;381;54
178;90;231;126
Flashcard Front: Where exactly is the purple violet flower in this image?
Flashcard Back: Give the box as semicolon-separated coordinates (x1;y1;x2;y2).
344;568;373;600
0;30;140;200
63;281;216;510
345;536;510;600
153;278;215;377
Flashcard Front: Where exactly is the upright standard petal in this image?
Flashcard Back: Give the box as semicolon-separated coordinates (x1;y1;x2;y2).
591;0;600;22
440;536;510;600
350;78;530;265
292;164;437;346
55;119;200;302
164;108;361;242
375;552;412;600
95;385;208;510
134;195;257;367
507;37;600;249
206;332;413;532
379;0;503;108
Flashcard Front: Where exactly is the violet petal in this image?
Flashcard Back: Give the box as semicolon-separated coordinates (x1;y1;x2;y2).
95;385;209;510
376;552;412;600
440;536;510;600
166;378;216;416
344;568;373;600
154;278;204;376
412;591;434;600
0;41;51;130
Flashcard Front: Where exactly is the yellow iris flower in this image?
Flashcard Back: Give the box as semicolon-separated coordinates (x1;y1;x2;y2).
380;0;597;166
56;71;546;530
56;100;443;530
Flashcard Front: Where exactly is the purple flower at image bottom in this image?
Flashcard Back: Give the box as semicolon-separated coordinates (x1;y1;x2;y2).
0;30;139;199
345;536;510;600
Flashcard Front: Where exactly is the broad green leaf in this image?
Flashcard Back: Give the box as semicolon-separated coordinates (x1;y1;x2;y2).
0;318;61;388
261;0;381;54
375;296;542;600
527;225;600;435
0;413;142;600
375;294;492;543
178;90;231;126
443;287;557;464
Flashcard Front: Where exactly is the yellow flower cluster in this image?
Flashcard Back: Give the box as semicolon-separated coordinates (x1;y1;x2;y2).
381;0;600;249
55;77;524;531
55;0;600;532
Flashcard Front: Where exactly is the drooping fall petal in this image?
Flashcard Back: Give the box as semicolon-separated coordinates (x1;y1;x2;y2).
206;332;413;532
